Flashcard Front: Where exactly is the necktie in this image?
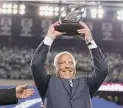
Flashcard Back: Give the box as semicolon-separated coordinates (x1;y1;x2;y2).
69;80;73;94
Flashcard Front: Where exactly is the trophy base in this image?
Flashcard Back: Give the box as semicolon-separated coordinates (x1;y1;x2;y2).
55;23;83;35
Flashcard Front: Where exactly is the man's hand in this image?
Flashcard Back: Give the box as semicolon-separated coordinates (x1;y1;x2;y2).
16;84;34;99
46;21;66;40
77;22;93;43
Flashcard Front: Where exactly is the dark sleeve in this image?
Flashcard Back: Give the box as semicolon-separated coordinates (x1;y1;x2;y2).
87;47;108;98
31;41;51;97
0;88;18;105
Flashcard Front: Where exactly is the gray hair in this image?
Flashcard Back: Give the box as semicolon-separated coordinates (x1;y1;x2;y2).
54;51;76;69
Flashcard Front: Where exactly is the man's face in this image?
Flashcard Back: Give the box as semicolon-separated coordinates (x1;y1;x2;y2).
56;53;76;79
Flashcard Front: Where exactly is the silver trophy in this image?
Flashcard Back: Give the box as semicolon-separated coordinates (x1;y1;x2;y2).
55;5;86;35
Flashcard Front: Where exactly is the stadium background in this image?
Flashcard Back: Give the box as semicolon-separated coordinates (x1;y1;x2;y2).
0;1;123;107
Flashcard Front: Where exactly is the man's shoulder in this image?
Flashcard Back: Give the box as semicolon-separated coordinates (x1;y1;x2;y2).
75;76;87;80
75;76;87;82
49;75;59;80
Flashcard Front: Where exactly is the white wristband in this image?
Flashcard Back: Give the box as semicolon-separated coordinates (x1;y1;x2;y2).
43;36;54;46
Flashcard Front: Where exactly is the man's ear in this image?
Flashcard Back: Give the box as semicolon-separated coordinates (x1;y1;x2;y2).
73;68;76;78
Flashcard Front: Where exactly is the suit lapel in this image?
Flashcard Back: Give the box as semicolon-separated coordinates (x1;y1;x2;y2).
60;78;71;95
71;78;79;98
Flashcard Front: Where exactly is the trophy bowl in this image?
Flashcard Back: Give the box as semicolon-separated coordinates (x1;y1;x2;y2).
55;5;86;35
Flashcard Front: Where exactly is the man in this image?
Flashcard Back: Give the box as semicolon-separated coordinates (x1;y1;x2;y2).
0;84;34;105
31;21;108;108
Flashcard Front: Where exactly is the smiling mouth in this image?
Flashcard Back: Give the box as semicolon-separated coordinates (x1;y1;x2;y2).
63;70;72;72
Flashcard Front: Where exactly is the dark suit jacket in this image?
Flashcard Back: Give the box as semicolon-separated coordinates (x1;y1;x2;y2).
31;42;108;108
0;88;18;105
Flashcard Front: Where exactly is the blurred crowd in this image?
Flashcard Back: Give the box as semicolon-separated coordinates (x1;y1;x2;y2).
0;46;123;83
0;47;33;79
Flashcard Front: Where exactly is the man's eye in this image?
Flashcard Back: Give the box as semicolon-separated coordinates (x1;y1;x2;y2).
69;62;73;64
59;62;64;64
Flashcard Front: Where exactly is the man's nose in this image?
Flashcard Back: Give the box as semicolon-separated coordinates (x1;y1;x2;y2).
65;63;70;68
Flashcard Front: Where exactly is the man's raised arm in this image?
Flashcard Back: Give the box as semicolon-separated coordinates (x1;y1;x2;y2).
87;44;108;98
31;21;64;97
77;22;108;98
31;40;51;97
